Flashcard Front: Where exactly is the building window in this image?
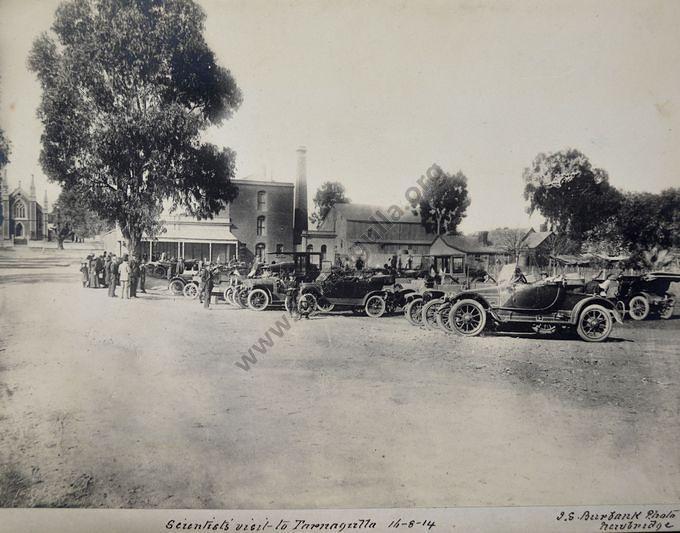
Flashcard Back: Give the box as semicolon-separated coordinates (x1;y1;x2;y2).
14;200;26;218
320;244;327;259
255;243;266;262
306;244;313;252
256;216;266;236
257;191;266;211
276;243;283;254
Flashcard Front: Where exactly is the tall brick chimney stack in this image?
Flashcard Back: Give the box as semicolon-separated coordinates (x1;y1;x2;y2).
293;146;308;247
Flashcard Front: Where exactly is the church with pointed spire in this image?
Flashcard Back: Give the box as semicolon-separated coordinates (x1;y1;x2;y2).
0;169;49;246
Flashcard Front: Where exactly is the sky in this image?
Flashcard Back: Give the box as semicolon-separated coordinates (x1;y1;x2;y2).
1;0;679;233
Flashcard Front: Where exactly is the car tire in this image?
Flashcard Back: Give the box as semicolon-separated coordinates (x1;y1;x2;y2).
576;304;613;342
169;279;185;295
422;298;444;330
659;303;674;320
247;288;270;311
405;298;424;326
628;295;650;321
298;293;317;315
435;301;453;332
316;298;335;313
365;295;387;318
223;287;233;304
448;299;487;337
183;283;199;299
236;288;249;308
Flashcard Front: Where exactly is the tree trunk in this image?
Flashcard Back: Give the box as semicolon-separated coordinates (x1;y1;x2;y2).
125;230;143;260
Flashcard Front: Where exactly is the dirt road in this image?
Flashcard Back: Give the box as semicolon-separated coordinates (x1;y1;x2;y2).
1;252;679;508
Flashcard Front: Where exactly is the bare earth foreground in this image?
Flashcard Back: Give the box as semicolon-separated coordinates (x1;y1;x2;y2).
1;250;679;509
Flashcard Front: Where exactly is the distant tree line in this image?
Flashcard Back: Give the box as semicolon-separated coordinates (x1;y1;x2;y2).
523;148;679;267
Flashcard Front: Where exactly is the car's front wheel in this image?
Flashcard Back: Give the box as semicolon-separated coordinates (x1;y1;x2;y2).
236;288;249;308
365;295;387;318
422;298;444;330
248;288;270;311
628;295;650;321
183;283;199;299
169;279;185;295
223;286;233;304
448;299;487;337
404;298;424;326
576;304;613;342
435;301;453;332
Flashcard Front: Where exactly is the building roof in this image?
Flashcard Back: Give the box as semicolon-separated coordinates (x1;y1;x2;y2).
333;203;422;224
521;230;553;249
433;234;505;254
231;178;293;188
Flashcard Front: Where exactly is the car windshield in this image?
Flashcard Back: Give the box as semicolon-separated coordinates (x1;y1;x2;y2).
497;264;522;285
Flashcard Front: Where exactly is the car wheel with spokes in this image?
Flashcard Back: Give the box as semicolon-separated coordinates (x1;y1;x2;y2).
405;299;424;326
435;301;453;332
236;288;249;308
298;293;317;315
247;288;270;311
628;295;650;321
422;298;444;330
223;286;233;304
448;299;487;337
316;298;335;313
659;302;674;320
576;304;613;342
169;279;185;295
183;283;199;299
365;295;387;318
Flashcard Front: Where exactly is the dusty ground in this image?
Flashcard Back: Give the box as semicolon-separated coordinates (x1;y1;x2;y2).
1;249;679;509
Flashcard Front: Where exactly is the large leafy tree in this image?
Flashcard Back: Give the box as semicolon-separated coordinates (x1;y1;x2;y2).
523;149;622;241
52;189;112;248
410;164;471;235
29;0;242;256
310;181;350;227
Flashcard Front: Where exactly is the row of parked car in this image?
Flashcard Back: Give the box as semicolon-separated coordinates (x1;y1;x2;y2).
402;266;678;342
148;253;677;343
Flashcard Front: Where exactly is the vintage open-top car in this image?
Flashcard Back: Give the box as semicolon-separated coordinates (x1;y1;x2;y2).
439;265;623;342
232;252;323;311
296;268;408;317
586;271;678;320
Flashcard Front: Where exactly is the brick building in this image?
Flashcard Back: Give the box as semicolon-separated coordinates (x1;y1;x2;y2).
102;149;309;262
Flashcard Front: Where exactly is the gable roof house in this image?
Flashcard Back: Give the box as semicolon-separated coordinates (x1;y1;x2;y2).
303;203;434;267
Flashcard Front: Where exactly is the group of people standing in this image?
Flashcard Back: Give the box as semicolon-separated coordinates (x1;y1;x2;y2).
80;252;146;299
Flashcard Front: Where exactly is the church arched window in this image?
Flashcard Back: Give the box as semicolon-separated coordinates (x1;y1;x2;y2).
14;200;26;219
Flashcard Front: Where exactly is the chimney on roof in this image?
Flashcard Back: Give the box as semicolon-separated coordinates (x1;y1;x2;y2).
539;222;548;232
478;231;490;246
293;146;308;247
